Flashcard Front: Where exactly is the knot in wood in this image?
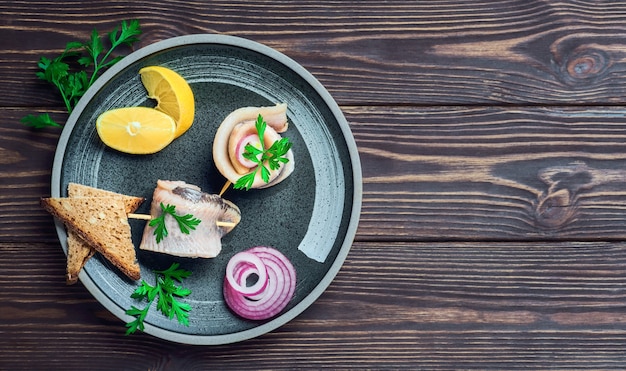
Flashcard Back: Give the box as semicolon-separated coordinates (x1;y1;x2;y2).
567;51;606;78
557;47;609;86
535;188;576;229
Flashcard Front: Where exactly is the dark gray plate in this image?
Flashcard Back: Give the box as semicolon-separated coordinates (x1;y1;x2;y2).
50;35;362;345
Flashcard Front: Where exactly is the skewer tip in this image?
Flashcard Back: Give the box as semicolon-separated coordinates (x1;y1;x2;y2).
219;180;232;196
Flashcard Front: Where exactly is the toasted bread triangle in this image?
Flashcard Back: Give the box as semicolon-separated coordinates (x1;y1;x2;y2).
41;196;141;281
65;232;96;284
65;183;144;284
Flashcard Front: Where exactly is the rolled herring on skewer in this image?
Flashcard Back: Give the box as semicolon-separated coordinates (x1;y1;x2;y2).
213;103;294;189
139;180;241;258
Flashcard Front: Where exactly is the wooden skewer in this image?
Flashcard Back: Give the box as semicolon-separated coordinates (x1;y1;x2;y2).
127;213;152;220
219;180;232;196
216;220;237;228
127;213;237;228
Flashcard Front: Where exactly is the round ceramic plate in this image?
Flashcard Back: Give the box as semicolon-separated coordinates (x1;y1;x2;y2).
50;34;362;345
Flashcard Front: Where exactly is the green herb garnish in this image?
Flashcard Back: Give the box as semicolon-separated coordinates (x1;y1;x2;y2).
125;263;192;335
234;114;292;190
21;20;142;128
149;203;202;243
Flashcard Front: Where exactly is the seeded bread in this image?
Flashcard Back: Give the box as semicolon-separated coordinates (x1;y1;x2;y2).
65;183;143;284
41;196;141;281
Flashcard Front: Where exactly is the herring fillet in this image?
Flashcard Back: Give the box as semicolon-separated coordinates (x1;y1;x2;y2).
212;103;294;189
139;180;241;258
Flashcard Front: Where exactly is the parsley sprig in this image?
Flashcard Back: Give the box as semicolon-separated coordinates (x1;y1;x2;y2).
125;263;192;335
21;20;141;128
149;203;202;243
234;114;292;190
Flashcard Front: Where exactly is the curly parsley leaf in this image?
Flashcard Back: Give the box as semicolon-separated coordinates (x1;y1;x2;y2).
125;263;192;335
233;114;292;190
20;113;62;129
22;20;141;129
235;172;257;191
155;262;192;282
148;203;202;243
124;305;149;334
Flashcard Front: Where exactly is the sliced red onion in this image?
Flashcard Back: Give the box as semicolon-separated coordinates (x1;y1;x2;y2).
235;133;261;169
223;246;296;320
225;251;268;297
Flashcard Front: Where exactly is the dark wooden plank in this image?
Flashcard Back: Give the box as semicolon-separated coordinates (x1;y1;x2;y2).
2;241;626;369
14;103;626;367
349;105;626;241
3;1;626;107
6;105;626;242
4;2;626;368
0;109;63;241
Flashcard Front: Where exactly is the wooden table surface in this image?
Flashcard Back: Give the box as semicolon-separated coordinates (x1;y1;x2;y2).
4;1;626;369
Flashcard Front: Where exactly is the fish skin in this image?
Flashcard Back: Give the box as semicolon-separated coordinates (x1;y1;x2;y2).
139;180;241;258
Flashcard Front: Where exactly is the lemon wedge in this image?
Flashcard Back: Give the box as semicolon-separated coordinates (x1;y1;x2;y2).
96;107;177;154
139;66;195;138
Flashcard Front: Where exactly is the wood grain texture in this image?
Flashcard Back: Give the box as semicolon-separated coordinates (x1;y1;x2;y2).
0;109;62;241
4;1;626;107
7;105;626;242
2;241;626;369
3;0;626;369
349;105;626;241
4;102;626;367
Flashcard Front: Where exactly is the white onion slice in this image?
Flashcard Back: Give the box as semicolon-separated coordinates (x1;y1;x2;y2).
223;246;296;320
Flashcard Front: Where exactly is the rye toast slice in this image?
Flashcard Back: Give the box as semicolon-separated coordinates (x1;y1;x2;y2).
41;196;141;281
65;183;144;284
65;232;96;284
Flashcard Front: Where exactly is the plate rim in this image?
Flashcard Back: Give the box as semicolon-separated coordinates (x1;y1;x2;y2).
51;34;362;345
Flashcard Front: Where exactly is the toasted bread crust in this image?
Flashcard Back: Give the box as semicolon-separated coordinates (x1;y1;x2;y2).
66;232;96;284
67;183;144;211
41;196;141;281
64;183;144;284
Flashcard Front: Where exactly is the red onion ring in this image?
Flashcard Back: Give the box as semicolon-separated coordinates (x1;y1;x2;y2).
225;251;268;297
223;246;296;320
234;133;262;169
